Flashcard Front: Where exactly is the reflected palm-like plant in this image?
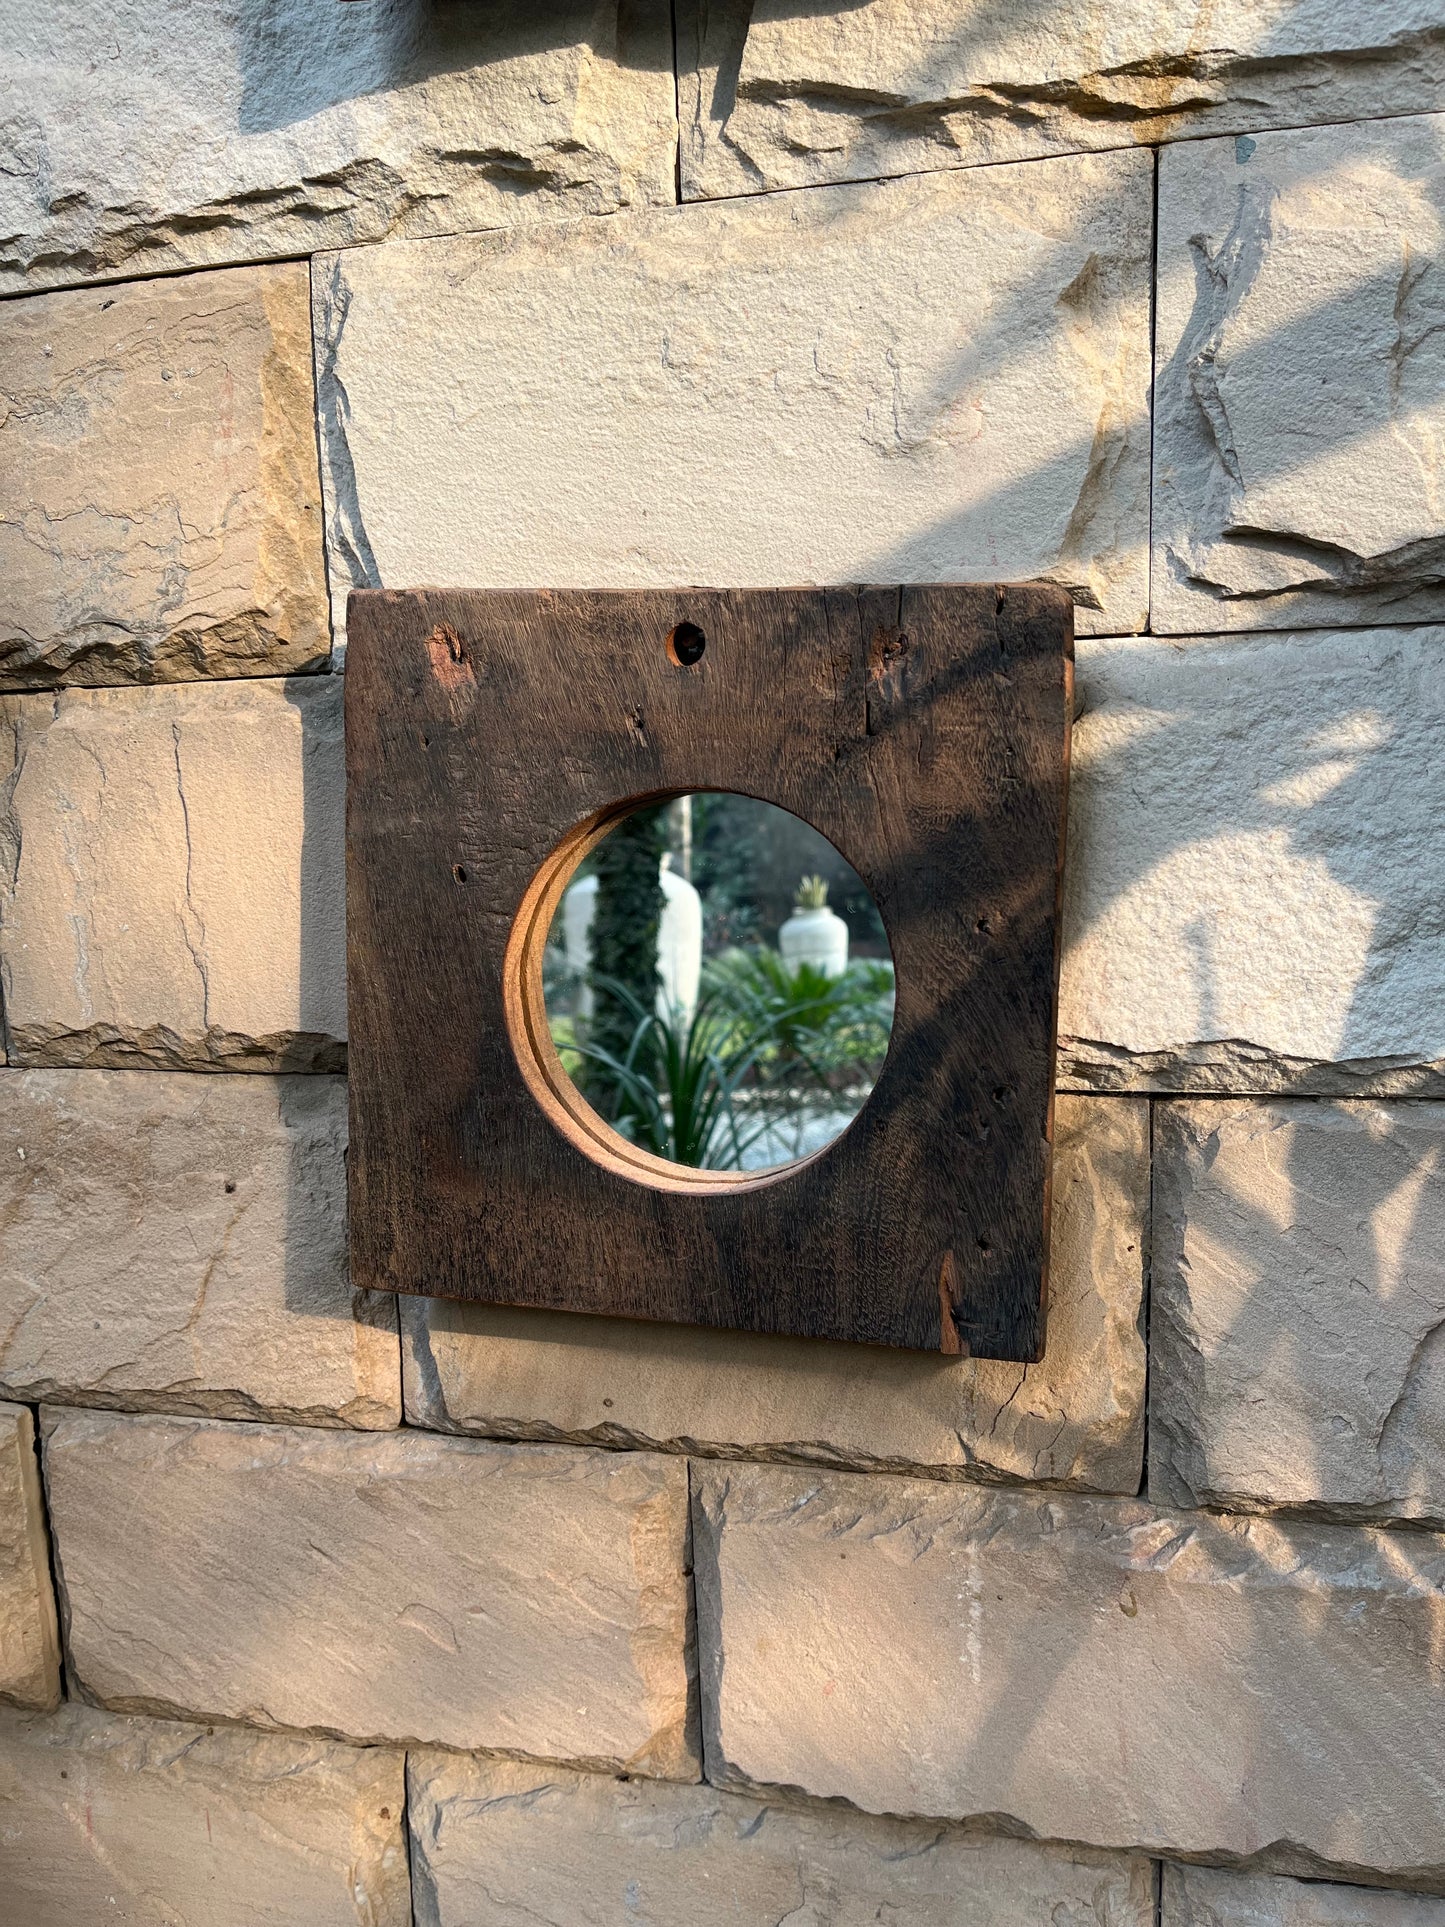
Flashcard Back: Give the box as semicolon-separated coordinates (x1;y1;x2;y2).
565;952;895;1170
704;949;894;1083
571;977;782;1170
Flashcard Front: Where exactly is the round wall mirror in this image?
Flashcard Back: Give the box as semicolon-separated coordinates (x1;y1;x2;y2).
529;793;895;1176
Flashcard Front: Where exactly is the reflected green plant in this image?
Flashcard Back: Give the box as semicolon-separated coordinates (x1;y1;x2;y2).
569;976;781;1169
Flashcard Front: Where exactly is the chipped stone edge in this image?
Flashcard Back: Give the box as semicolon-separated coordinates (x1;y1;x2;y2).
1059;1040;1445;1097
5;1025;348;1074
676;3;1445;204
0;1284;402;1435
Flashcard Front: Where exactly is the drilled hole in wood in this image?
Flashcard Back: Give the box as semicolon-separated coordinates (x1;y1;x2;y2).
666;622;707;667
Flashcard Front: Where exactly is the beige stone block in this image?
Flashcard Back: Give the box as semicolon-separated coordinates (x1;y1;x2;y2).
1163;1866;1445;1927
1152;1101;1445;1523
1;1;676;294
0;264;329;688
0;1702;408;1926
44;1409;695;1775
0;1070;397;1429
409;1749;1159;1927
316;151;1152;646
694;1463;1445;1881
0;1403;58;1710
403;1095;1145;1493
0;676;345;1070
1059;627;1445;1094
681;2;1445;201
1153;116;1445;634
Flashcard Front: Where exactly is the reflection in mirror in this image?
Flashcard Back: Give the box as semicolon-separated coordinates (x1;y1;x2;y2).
542;794;895;1172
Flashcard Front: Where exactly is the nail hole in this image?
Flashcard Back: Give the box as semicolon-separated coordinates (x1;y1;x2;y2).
224;1180;236;1194
666;621;707;667
453;864;468;884
977;1238;992;1255
975;915;990;933
992;1086;1009;1104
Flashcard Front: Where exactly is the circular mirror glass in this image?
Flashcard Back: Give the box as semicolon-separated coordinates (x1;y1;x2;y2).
538;794;895;1174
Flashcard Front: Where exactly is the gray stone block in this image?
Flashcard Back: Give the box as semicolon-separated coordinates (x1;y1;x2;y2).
1060;626;1445;1093
2;1;677;293
44;1409;697;1777
680;2;1445;202
694;1461;1445;1881
409;1748;1159;1927
1153;116;1445;634
0;1702;409;1926
0;677;345;1070
1152;1100;1445;1523
0;1070;398;1429
315;152;1153;647
0;264;329;687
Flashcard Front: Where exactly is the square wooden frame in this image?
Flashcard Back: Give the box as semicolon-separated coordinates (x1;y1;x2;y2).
346;584;1072;1359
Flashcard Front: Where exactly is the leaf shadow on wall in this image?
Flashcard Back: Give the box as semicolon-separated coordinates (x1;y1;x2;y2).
231;0;680;135
283;88;1445;1855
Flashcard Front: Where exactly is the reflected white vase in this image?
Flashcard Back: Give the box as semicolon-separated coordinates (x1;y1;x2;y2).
563;860;703;1021
778;904;849;979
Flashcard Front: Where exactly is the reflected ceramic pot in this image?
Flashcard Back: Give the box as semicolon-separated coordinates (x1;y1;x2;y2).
778;903;849;979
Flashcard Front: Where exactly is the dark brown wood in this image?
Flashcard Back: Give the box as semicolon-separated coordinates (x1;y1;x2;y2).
345;585;1072;1359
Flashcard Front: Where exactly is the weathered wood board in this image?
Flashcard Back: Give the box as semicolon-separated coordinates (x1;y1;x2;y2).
346;585;1071;1358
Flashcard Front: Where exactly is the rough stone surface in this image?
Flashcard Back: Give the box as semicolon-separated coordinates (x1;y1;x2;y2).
0;1402;58;1710
0;1702;409;1926
1153;115;1445;635
0;676;345;1070
694;1463;1445;1882
316;152;1152;646
1164;1866;1445;1927
681;2;1445;202
44;1409;696;1776
0;1070;397;1428
1152;1100;1445;1523
0;264;329;689
1059;626;1445;1093
408;1749;1159;1927
402;1095;1146;1493
1;1;676;295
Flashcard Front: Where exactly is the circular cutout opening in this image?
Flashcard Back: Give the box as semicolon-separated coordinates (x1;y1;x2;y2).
506;793;895;1189
666;622;707;667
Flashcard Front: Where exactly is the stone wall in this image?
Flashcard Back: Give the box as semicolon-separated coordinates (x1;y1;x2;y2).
2;4;1443;1920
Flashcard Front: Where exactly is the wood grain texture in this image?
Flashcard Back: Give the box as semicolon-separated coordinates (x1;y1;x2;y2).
346;586;1071;1358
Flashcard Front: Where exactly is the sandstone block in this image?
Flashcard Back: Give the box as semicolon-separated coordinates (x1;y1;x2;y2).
44;1410;695;1775
403;1095;1146;1492
0;1702;408;1926
694;1463;1445;1881
1;1;676;294
0;1070;397;1428
0;1403;58;1710
409;1749;1158;1927
316;152;1152;645
0;264;328;688
1153;116;1445;634
681;2;1445;201
1164;1866;1445;1927
1060;626;1445;1093
1152;1100;1445;1523
0;676;345;1070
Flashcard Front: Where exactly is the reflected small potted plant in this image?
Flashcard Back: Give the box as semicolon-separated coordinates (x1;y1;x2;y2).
778;873;849;979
